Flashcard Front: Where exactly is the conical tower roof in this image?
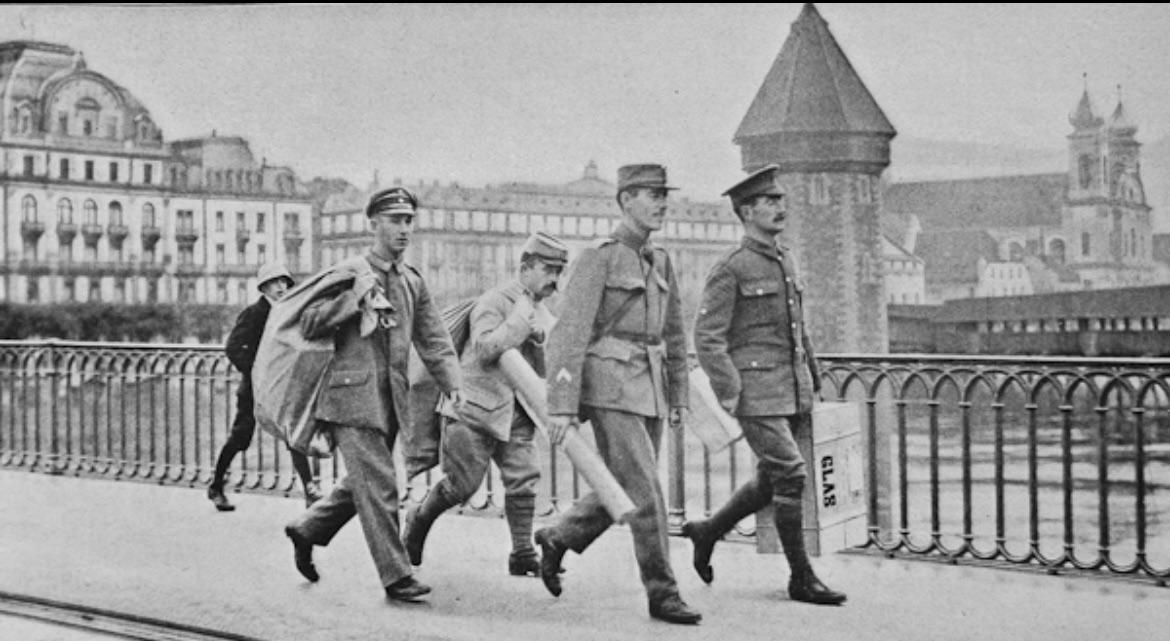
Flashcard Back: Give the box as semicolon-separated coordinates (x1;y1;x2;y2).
1108;92;1137;136
1069;87;1103;131
734;4;894;141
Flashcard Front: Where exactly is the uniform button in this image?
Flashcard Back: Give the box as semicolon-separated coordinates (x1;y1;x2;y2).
788;299;795;305
344;377;351;384
785;277;792;283
791;324;797;330
756;288;764;295
751;360;758;367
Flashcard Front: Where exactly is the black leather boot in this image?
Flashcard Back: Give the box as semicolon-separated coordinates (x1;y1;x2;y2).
775;498;846;605
533;527;566;597
505;495;539;576
680;479;769;583
402;484;458;567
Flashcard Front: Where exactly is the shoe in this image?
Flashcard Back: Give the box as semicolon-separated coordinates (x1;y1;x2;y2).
207;485;235;512
385;576;431;602
284;526;319;583
788;572;847;605
679;521;716;584
508;551;540;577
533;528;565;597
304;482;324;507
649;596;702;625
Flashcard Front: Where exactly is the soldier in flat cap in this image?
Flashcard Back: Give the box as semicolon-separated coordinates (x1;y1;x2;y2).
403;232;569;577
683;164;845;605
283;187;463;603
533;164;701;625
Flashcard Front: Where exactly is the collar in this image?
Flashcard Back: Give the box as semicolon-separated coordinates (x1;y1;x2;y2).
741;235;781;261
612;221;652;253
365;250;405;275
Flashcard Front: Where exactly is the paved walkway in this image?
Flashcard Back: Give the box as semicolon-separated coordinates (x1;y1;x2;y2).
1;469;1167;641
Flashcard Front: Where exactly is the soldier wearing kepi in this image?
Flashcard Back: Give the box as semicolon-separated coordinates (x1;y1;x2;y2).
683;164;845;605
534;164;701;625
283;187;462;603
403;232;569;577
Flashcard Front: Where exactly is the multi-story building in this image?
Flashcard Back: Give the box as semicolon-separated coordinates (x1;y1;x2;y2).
319;161;739;326
0;40;312;305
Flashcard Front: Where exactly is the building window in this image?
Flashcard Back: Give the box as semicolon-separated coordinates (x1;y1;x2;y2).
143;164;153;185
142;203;156;227
237;212;247;230
1078;155;1092;189
216;244;225;265
84;244;97;261
22;195;37;222
89;279;101;302
59;158;69;179
23;155;35;177
114;279;126;302
61;240;73;262
810;174;830;205
257;212;266;233
63;278;76;301
1131;229;1137;257
146;280;158;303
282;212;296;233
1081;232;1091;257
215;211;225;232
58;113;68;133
109;162;119;182
109;201;123;226
257;244;266;264
237;282;248;302
84;160;94;181
178;246;194;265
217;281;228;304
84;200;98;225
27;279;39;303
287;246;301;271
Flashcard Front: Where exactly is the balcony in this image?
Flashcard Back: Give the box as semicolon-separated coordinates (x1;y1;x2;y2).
107;224;130;245
56;222;78;244
21;220;45;241
81;224;103;245
216;263;256;277
8;259;52;275
236;228;251;244
141;225;162;248
283;227;305;248
138;261;166;277
175;263;205;276
175;226;199;245
58;261;137;277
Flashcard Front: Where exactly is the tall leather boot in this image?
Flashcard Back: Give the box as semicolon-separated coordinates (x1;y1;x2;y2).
679;479;769;583
774;496;846;605
403;483;458;566
505;494;539;576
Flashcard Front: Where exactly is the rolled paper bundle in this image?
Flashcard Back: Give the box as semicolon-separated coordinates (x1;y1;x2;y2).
498;349;637;523
687;367;743;452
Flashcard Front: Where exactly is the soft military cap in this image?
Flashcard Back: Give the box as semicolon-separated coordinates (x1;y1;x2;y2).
723;164;786;208
616;164;678;193
521;232;570;267
365;187;418;218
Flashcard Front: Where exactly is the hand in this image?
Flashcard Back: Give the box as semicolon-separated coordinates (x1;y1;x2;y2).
353;272;378;298
547;414;578;447
718;396;738;415
669;406;685;428
445;389;464;411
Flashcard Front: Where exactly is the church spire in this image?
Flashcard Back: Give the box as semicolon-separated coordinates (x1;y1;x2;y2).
1069;74;1103;131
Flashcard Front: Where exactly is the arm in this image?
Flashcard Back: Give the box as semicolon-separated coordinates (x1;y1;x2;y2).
803;324;821;394
661;252;689;411
693;262;740;411
225;304;262;373
412;277;463;394
546;246;606;416
300;288;361;341
470;290;533;366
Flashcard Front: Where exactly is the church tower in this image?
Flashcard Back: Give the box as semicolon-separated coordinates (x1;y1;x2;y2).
734;3;896;352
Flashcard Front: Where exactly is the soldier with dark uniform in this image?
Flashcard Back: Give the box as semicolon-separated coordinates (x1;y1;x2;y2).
403;232;569;578
283;187;463;603
208;263;322;512
534;164;701;625
683;164;846;605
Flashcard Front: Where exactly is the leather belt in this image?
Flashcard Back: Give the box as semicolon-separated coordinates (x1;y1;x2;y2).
607;331;663;346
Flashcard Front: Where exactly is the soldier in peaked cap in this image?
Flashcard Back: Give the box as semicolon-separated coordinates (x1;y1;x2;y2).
208;263;322;512
284;186;463;603
403;231;569;578
683;164;846;606
533;164;702;625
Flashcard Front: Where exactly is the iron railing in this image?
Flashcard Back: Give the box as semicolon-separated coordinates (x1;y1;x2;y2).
2;340;1169;581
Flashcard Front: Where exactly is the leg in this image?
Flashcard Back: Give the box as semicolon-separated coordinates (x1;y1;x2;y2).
680;474;771;583
288;448;322;505
208;386;256;511
403;417;493;566
496;410;541;576
584;408;697;623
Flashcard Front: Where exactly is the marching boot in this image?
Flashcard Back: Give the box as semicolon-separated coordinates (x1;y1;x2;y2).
505;494;539;577
679;479;768;583
207;483;235;512
775;498;847;605
533;528;566;597
402;484;458;566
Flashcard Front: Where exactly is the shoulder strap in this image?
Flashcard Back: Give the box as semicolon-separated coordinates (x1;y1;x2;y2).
597;289;641;338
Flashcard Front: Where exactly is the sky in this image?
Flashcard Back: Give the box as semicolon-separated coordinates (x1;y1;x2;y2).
1;3;1168;201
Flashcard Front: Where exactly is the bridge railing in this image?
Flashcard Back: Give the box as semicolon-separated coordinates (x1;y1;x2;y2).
2;340;1169;581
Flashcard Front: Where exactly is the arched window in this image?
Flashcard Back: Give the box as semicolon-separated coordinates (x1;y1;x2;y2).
142;203;156;227
1081;232;1091;257
58;198;74;223
1078;155;1093;188
22;195;37;222
109;201;123;226
1131;228;1137;257
83;199;98;225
